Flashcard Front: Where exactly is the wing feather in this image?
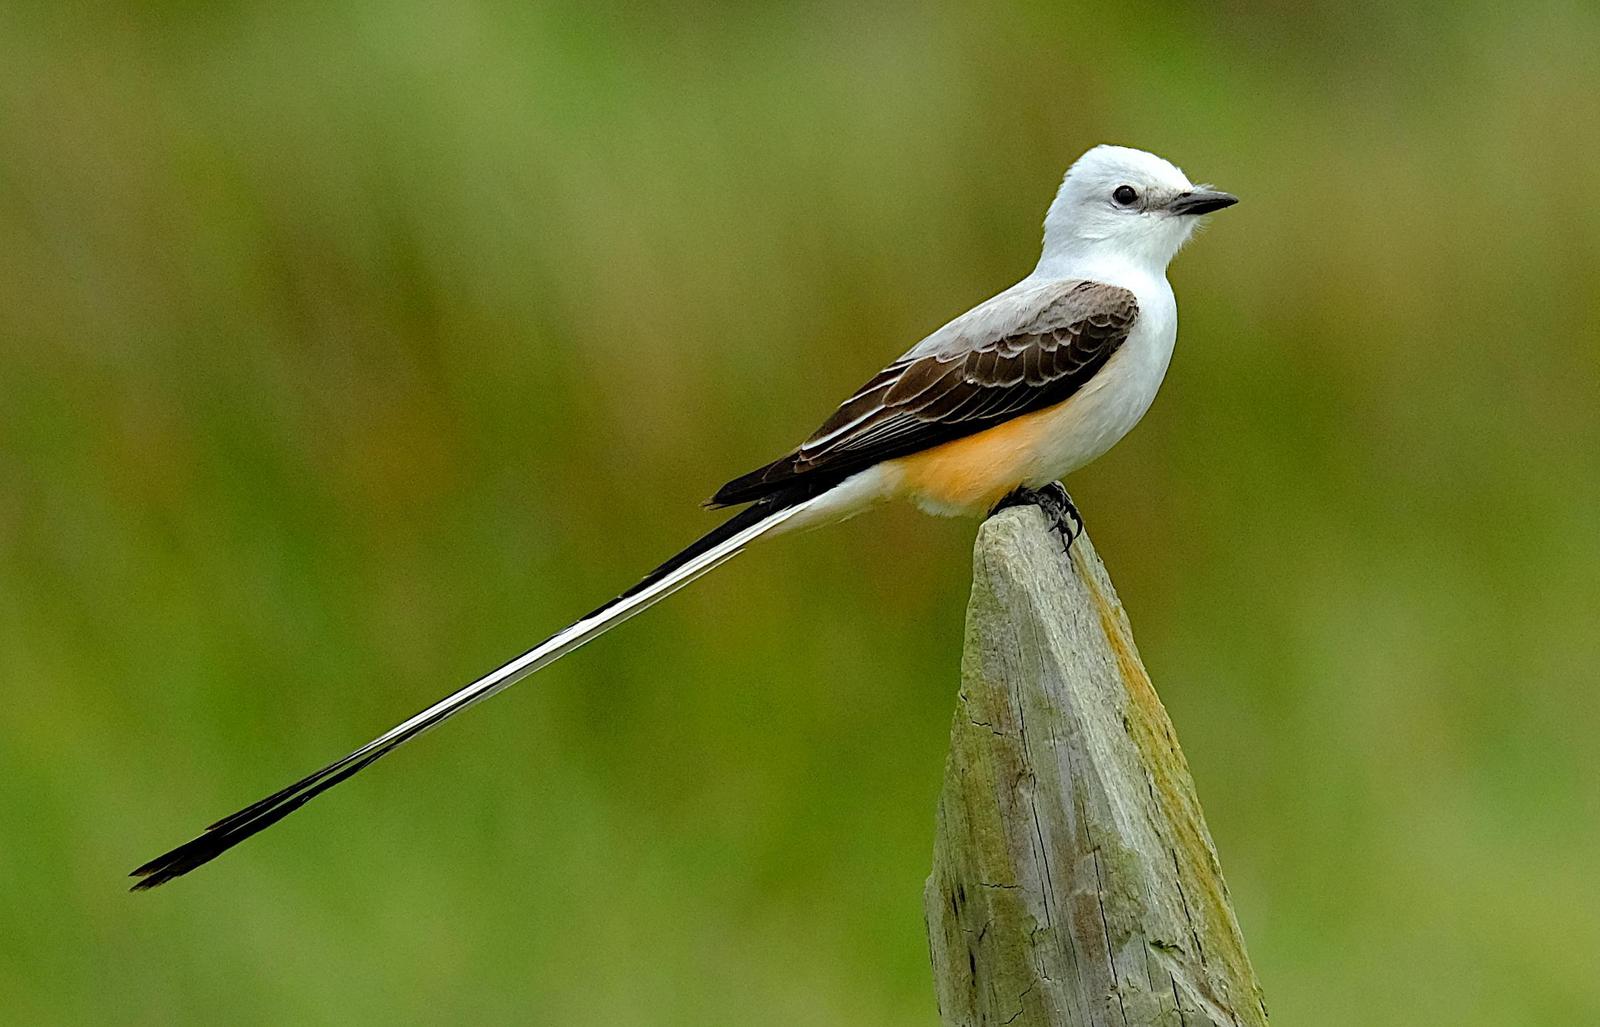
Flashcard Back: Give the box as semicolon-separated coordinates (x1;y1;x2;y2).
709;279;1138;507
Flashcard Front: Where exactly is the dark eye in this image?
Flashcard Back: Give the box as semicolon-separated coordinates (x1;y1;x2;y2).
1112;185;1139;206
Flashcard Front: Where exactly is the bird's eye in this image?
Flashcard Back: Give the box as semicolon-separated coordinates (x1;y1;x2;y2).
1112;185;1139;206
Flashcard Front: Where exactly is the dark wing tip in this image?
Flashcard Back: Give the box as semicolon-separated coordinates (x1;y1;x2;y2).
707;456;797;508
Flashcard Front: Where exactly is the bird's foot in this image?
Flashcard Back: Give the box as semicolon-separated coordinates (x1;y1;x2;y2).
990;481;1083;554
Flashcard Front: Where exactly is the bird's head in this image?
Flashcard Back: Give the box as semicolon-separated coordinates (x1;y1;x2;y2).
1040;145;1236;274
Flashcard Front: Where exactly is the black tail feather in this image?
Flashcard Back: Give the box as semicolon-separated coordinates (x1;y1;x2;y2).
130;750;391;890
130;489;814;891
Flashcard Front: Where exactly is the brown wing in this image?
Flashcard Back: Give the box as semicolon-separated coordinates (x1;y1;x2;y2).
710;280;1138;507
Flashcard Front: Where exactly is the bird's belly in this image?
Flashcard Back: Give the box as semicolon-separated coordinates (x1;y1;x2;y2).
887;406;1074;516
887;335;1171;517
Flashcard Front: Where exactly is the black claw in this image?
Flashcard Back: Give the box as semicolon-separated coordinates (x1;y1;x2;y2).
989;482;1083;554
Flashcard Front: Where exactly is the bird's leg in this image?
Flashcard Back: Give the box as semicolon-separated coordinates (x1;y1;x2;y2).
990;481;1083;554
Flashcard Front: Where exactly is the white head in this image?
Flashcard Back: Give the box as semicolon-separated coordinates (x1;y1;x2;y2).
1038;145;1236;274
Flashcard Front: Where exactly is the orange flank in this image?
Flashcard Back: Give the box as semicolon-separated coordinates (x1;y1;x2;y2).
889;400;1069;515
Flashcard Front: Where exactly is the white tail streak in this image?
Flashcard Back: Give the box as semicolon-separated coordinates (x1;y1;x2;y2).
131;494;820;889
320;497;811;759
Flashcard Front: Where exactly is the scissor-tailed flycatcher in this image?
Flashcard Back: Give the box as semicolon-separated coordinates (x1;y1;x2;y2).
132;145;1235;889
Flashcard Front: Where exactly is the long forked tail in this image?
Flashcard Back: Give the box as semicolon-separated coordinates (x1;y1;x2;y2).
130;491;823;890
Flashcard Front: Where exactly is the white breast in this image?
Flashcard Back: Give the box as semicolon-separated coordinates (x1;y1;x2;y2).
1021;271;1177;483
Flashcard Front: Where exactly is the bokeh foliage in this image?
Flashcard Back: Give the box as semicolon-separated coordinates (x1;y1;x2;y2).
2;1;1597;1023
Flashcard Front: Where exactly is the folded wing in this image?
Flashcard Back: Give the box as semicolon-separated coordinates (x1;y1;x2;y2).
710;279;1138;507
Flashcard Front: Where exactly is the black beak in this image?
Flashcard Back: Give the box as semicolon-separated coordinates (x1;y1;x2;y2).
1169;189;1238;216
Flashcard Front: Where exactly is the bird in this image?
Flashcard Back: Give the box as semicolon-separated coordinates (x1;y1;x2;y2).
131;144;1236;890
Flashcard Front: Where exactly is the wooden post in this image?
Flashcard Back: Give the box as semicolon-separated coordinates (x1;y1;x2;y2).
924;505;1269;1027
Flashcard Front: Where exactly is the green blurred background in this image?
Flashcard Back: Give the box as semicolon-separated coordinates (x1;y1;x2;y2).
3;1;1598;1023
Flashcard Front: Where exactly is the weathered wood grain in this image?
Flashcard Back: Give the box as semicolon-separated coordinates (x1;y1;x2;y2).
924;506;1268;1027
